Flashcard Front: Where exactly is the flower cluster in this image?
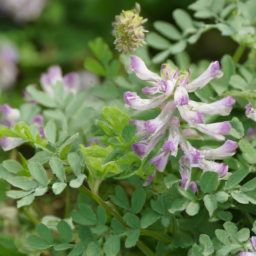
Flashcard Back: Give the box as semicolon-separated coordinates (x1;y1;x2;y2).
0;0;47;22
25;65;80;100
0;104;44;151
112;3;148;54
125;56;237;189
0;43;18;92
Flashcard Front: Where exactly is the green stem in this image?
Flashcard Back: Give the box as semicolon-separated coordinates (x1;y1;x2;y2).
140;229;171;244
65;186;70;218
23;207;39;226
77;185;172;250
136;240;155;256
77;185;127;227
233;45;245;64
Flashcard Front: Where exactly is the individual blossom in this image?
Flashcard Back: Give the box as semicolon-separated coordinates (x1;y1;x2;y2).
151;117;180;172
245;128;256;138
40;66;80;99
143;171;156;186
188;96;236;116
23;65;81;102
125;56;237;187
0;42;18;92
179;156;198;193
246;103;256;121
0;104;20;127
112;3;148;53
32;114;45;138
0;0;47;23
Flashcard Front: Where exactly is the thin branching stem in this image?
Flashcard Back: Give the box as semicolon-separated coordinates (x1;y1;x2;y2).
77;185;172;256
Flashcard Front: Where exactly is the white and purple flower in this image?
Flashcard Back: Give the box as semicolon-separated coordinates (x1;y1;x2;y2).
0;43;18;91
125;56;236;187
40;65;80;99
0;0;47;22
246;103;256;121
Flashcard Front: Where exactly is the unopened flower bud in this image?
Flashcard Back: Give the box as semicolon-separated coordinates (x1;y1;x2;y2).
112;3;148;54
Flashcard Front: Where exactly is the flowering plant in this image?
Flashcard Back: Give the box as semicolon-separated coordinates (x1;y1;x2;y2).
1;1;256;256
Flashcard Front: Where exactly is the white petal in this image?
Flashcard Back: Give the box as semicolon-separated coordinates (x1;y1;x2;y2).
183;61;223;92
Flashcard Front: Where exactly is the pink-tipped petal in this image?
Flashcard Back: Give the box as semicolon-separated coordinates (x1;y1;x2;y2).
145;101;176;135
200;140;238;160
151;152;170;172
189;96;236;116
246;103;256;121
130;56;161;82
174;86;189;106
183;61;223;92
190;182;198;194
193;121;232;141
32;114;44;127
129;120;148;137
0;104;20;125
63;72;80;95
201;160;228;178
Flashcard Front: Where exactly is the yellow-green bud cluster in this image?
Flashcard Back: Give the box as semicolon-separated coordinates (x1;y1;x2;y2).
112;3;148;54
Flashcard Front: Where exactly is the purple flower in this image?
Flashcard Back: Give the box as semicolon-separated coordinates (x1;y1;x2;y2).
129;120;147;137
146;101;176;135
193;121;232;141
182;61;223;92
132;129;166;160
151;152;169;172
0;0;47;22
63;72;80;95
130;56;161;83
179;156;198;192
40;65;80;99
200;160;228;178
0;137;23;151
182;129;201;140
32;114;44;138
39;127;45;138
246;103;256;121
189;96;236;116
246;128;256;138
174;86;189;106
190;182;198;194
0;104;20;126
124;80;174;110
174;87;204;124
142;86;159;95
132;143;147;157
199;140;238;160
150;117;180;172
32;114;44;127
143;171;156;186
